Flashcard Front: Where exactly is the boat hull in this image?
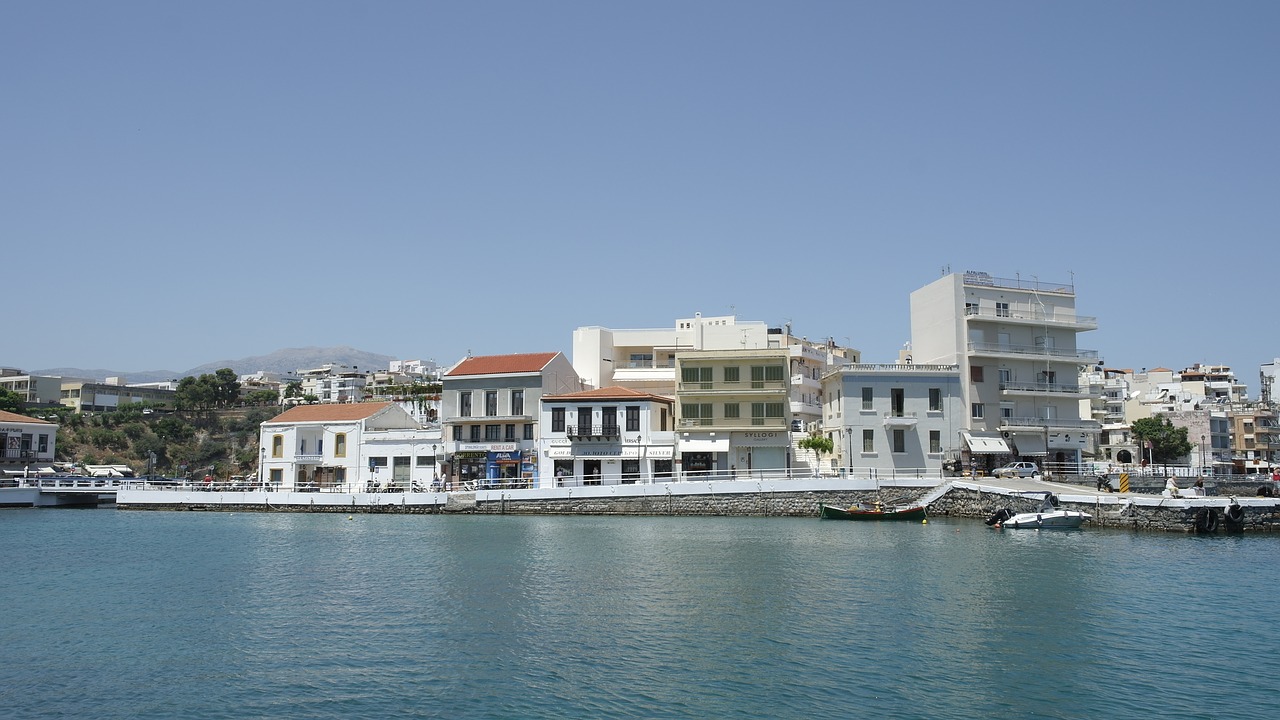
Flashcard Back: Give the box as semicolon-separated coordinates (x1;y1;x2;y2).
1000;510;1091;529
819;503;927;521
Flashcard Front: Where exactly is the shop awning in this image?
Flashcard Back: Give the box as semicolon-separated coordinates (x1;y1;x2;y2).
963;431;1010;454
1011;432;1048;456
679;438;730;453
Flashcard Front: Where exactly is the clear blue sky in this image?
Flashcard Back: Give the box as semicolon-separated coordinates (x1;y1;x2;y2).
5;2;1277;390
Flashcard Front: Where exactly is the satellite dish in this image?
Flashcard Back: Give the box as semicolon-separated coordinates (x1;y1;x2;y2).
1128;390;1141;400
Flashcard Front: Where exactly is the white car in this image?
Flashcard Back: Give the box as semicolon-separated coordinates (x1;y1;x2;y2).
994;462;1039;479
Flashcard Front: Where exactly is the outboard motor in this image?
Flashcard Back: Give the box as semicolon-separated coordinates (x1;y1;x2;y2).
985;508;1014;526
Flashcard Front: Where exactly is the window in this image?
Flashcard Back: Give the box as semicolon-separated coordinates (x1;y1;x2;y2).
577;407;593;434
485;425;501;441
891;388;905;417
629;353;653;367
682;366;712;387
272;435;283;458
970;366;984;383
996;301;1010;317
38;434;48;453
485;391;498;416
452;425;463;441
892;429;906;453
416;455;433;467
626;406;640;432
469;425;481;441
270;468;283;484
929;430;941;453
724;366;740;383
504;424;516;441
999;368;1012;384
929;388;942;412
862;387;873;410
863;429;874;453
965;301;978;315
460;391;472;417
511;390;524;416
552;407;565;432
724;403;740;419
335;433;346;458
972;403;985;419
602;406;619;434
751;402;785;426
621;459;640;483
683;403;713;425
750;365;786;388
524;424;534;440
335;467;346;483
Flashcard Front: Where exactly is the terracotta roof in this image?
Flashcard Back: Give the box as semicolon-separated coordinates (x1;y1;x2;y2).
446;352;560;377
544;386;672;403
264;402;393;424
0;410;53;425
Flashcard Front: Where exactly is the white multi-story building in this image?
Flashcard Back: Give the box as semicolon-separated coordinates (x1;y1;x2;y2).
673;348;793;477
909;270;1101;472
441;352;581;488
572;313;858;431
820;362;963;477
297;364;368;404
538;386;675;486
259;401;440;492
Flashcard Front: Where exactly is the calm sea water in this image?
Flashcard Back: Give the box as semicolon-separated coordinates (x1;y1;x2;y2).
3;509;1279;719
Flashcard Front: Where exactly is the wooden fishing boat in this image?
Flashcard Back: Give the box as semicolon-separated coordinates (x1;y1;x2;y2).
818;502;927;521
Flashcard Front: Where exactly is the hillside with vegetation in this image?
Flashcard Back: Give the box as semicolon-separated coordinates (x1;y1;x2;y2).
2;369;282;479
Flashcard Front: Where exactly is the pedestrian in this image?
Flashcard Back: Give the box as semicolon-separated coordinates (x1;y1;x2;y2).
1272;467;1279;484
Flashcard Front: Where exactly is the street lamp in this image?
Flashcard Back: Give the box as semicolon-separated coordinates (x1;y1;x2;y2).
1201;434;1207;475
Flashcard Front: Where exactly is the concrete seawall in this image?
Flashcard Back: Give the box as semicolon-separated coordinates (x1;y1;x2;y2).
116;477;1280;533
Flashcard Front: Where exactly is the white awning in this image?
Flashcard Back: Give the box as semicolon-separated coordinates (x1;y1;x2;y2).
1011;432;1048;456
679;438;730;453
963;431;1010;454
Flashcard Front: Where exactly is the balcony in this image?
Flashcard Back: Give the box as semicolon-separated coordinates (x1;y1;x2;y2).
964;306;1098;330
295;453;323;463
999;381;1099;398
968;342;1100;363
566;425;621;441
882;412;918;429
998;417;1101;432
676;417;788;430
677;380;789;394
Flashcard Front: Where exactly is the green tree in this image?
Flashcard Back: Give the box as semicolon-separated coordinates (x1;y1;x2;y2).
798;433;835;474
0;388;24;413
1131;416;1193;464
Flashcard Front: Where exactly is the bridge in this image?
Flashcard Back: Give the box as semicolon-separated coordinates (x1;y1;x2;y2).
0;476;130;507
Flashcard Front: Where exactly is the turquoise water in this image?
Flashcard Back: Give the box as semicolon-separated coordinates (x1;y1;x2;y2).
3;509;1278;719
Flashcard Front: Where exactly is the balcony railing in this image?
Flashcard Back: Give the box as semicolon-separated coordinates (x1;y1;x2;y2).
882;412;918;428
677;380;789;393
999;381;1093;395
998;417;1101;430
963;306;1097;329
676;418;788;429
566;425;622;440
968;342;1100;361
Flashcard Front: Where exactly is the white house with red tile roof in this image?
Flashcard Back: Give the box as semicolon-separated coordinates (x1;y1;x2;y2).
441;352;580;489
0;410;57;476
538;386;675;487
259;402;441;492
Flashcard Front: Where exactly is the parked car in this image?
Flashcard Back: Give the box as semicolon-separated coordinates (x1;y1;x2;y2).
994;461;1039;479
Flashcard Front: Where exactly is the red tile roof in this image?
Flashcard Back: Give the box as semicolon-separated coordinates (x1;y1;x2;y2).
0;410;53;425
264;402;393;424
446;352;560;377
544;386;672;403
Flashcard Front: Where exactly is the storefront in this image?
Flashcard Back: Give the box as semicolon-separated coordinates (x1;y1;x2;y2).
678;437;729;477
732;430;790;474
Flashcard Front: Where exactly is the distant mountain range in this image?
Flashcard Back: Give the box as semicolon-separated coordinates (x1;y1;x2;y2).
33;346;398;384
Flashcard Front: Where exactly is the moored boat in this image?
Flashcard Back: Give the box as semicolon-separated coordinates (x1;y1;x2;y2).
984;493;1091;529
819;501;927;521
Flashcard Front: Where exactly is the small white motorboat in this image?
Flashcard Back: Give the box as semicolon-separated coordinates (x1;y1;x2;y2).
985;493;1091;529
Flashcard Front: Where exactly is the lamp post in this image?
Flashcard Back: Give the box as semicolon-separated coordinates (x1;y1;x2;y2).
1201;434;1207;476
